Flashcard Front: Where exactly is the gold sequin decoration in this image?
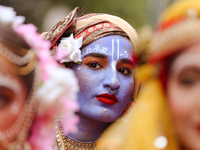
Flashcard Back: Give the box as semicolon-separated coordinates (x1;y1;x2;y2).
56;126;97;150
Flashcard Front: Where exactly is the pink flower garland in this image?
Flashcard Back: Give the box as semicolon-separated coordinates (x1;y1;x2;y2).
15;24;55;80
15;24;79;150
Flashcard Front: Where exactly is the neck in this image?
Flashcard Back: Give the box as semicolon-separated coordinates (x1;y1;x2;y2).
69;112;109;142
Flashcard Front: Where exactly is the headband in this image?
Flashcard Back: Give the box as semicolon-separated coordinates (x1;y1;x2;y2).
42;7;137;53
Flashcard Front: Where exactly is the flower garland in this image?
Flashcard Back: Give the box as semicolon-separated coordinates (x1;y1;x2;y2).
15;24;80;150
0;5;79;150
0;5;25;26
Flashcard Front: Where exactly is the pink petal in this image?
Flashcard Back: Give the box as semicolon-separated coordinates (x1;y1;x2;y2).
28;115;54;150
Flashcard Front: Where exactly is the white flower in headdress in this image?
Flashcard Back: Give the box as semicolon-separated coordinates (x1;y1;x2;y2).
0;5;25;26
56;34;83;64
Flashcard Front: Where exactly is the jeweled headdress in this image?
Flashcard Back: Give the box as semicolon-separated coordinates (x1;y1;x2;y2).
42;7;138;66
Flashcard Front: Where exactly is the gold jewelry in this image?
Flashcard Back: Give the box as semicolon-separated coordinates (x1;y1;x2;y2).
0;43;35;66
0;53;37;75
0;38;37;75
55;125;97;150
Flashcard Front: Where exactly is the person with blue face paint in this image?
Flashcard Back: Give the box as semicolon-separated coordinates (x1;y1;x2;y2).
42;7;138;150
73;35;134;124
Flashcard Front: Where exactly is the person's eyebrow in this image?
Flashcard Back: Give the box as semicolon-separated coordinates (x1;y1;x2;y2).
83;53;107;59
120;58;135;65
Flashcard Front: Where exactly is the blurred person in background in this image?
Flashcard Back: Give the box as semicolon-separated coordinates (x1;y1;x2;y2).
122;0;200;150
42;7;138;150
0;5;79;150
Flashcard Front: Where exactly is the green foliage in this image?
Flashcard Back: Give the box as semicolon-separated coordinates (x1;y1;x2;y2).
52;0;150;30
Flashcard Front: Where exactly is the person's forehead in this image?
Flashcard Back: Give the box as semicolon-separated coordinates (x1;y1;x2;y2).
81;35;133;58
170;43;200;74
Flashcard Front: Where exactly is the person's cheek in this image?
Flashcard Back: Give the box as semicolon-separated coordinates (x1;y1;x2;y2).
0;87;25;130
79;73;91;93
120;76;133;98
167;79;194;136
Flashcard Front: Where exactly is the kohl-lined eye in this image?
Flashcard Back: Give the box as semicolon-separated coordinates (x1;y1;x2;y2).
0;95;9;108
118;68;131;75
177;69;199;87
179;77;197;86
0;87;15;109
86;62;103;70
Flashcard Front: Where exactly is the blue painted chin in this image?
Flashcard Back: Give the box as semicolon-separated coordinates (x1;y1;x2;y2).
72;35;134;123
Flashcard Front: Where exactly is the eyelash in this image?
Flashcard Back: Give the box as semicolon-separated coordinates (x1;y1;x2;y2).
86;62;103;70
118;67;131;75
179;77;197;86
0;95;9;108
85;61;132;75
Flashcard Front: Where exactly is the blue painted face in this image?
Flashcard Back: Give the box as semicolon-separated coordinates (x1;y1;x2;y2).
72;35;134;122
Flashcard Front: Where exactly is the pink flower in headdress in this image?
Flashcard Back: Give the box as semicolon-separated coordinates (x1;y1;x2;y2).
55;34;83;63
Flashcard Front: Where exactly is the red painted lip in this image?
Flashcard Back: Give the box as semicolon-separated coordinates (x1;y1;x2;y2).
96;93;118;105
196;124;200;134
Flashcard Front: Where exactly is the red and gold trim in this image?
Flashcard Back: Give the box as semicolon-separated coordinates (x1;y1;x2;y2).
74;22;119;39
156;16;187;31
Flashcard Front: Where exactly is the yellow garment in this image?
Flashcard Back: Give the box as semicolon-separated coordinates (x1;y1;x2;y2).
98;1;200;150
123;64;179;150
160;0;200;23
97;102;135;150
97;64;179;150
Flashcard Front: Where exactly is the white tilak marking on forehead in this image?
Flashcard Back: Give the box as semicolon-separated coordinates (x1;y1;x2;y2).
117;39;120;60
111;39;120;70
81;44;112;58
